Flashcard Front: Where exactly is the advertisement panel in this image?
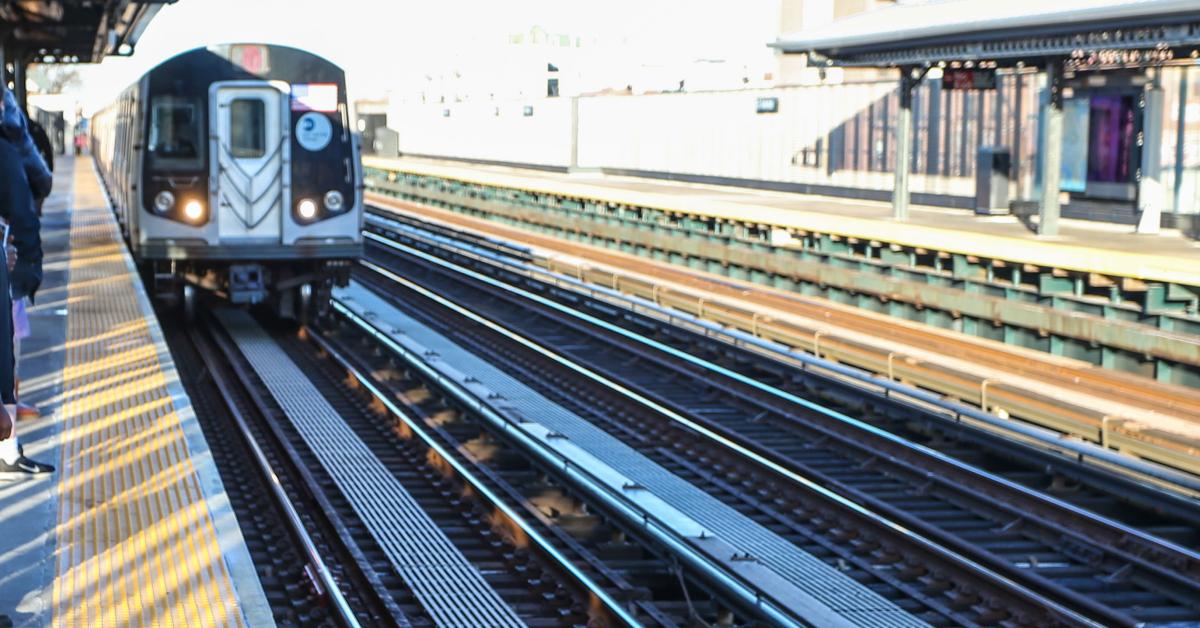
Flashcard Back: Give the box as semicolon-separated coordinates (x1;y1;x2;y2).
1061;98;1091;192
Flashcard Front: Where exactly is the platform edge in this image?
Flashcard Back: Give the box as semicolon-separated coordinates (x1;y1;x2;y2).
89;161;276;628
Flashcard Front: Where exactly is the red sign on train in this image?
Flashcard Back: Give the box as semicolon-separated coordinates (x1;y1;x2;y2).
229;44;269;74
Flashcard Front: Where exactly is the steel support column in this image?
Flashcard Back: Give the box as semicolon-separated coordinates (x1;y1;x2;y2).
893;68;916;221
1038;60;1064;237
1175;68;1189;214
569;96;580;171
1137;70;1165;234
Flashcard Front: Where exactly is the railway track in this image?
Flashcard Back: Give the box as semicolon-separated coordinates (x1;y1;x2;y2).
354;221;1200;626
299;324;787;627
361;205;1200;495
165;312;387;627
175;309;621;626
327;280;1051;626
178;302;834;626
365;196;1200;472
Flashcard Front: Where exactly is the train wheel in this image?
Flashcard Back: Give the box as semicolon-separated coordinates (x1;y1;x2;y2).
183;284;197;323
297;283;313;326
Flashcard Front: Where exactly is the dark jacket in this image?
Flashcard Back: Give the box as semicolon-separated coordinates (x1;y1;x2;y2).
1;89;53;201
0;134;44;302
0;138;27;403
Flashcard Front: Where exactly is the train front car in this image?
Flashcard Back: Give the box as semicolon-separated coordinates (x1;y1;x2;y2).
104;43;362;317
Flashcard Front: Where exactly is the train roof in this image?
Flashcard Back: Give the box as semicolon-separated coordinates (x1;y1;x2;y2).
144;43;345;78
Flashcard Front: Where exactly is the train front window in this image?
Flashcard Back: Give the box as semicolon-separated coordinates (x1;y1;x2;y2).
148;97;202;169
229;99;266;158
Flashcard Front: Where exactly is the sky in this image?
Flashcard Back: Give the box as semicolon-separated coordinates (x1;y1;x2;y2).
61;0;782;113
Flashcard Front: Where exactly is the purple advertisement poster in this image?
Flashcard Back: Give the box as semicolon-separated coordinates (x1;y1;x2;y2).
1086;94;1135;185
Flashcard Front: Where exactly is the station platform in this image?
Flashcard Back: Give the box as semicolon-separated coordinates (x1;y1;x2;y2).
366;156;1200;286
0;157;272;627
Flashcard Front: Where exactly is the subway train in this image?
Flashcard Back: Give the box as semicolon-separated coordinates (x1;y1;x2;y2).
92;43;362;318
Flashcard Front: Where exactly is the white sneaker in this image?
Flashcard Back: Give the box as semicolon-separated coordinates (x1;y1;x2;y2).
0;455;54;476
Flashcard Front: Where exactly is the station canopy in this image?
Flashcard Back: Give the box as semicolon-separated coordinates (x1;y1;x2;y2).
0;0;174;63
771;0;1200;68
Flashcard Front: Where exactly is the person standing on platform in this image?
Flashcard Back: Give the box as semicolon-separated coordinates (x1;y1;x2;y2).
3;90;52;423
0;85;53;476
74;126;87;156
2;89;52;204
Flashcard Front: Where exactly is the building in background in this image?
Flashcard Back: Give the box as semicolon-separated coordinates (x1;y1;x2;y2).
394;10;779;106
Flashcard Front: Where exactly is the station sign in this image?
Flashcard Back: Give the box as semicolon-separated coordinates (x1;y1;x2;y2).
756;97;779;114
942;69;996;90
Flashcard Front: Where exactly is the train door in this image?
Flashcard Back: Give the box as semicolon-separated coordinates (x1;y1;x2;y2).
210;82;290;242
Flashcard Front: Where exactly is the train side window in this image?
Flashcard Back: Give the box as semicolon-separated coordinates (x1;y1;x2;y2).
148;96;202;169
230;98;266;158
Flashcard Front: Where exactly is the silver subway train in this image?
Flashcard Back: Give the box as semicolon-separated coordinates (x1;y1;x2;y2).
92;43;362;317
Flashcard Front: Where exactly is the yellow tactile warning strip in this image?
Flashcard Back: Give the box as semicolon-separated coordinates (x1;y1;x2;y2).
52;166;246;627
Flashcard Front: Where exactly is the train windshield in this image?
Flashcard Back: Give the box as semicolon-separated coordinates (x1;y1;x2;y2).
230;99;266;158
148;96;203;170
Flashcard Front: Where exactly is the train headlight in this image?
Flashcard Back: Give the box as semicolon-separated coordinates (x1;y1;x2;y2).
323;190;344;212
154;191;175;213
183;200;205;222
297;198;318;221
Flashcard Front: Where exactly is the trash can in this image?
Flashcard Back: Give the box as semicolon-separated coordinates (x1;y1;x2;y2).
374;128;399;157
975;146;1011;215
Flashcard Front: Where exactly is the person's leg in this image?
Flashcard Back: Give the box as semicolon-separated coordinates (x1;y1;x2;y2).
0;275;51;474
0;407;16;463
0;280;17;466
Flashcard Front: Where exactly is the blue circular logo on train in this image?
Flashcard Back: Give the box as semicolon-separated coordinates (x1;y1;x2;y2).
296;112;332;151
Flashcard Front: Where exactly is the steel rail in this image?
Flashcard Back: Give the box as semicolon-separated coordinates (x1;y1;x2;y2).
363;198;1200;480
364;211;1200;499
331;298;826;628
352;256;1103;627
188;325;362;628
302;323;642;628
362;224;1200;602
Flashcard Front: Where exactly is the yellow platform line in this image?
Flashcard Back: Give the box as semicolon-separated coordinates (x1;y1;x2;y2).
52;167;244;627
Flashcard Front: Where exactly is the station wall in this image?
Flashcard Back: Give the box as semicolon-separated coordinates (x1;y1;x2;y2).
389;98;573;168
387;80;1008;202
571;83;975;196
386;68;1200;220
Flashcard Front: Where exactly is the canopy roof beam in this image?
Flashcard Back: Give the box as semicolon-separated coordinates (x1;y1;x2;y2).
0;0;174;64
772;0;1200;70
